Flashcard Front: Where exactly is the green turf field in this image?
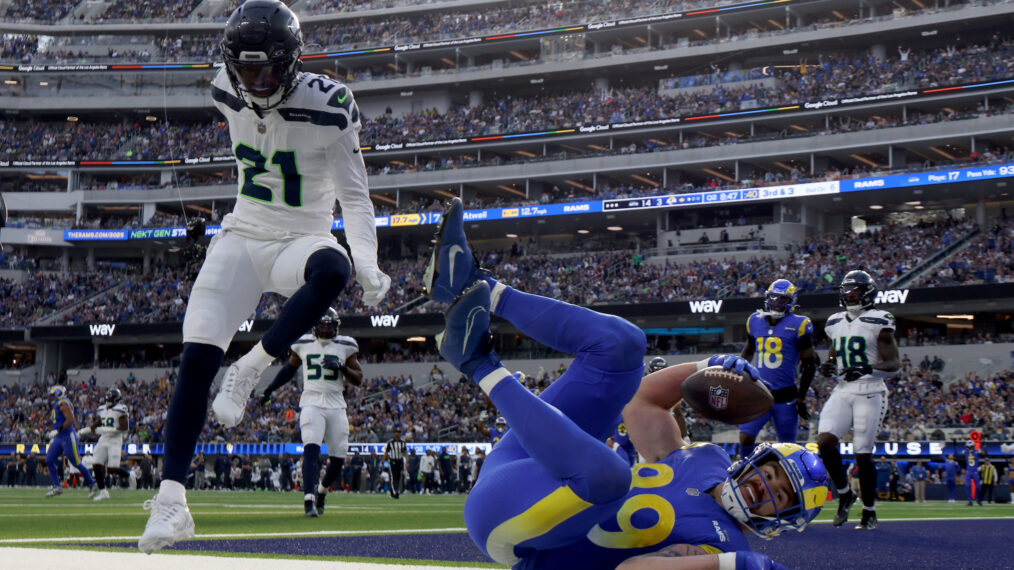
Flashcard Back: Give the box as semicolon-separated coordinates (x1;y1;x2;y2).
0;487;469;540
0;487;1010;567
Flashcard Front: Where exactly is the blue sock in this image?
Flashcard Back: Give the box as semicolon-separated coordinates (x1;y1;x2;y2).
485;371;630;503
162;342;224;483
303;444;321;495
262;249;350;357
493;285;645;373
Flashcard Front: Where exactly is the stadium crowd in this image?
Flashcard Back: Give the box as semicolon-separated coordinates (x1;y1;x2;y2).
0;215;987;329
0;0;975;62
2;35;1010;170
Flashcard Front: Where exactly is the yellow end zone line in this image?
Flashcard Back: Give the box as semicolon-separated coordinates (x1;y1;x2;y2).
0;527;468;544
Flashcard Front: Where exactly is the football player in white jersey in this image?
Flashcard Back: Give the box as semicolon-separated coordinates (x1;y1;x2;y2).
81;389;128;501
140;0;390;554
258;308;362;517
816;270;899;531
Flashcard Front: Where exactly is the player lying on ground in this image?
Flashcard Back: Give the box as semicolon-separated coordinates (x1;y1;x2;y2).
428;198;828;569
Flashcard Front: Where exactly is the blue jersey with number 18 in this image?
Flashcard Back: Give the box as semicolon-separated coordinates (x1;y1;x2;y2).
746;311;812;391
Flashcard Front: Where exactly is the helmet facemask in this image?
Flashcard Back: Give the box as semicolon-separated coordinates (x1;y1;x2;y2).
763;293;793;319
220;1;303;114
720;443;828;540
840;284;867;317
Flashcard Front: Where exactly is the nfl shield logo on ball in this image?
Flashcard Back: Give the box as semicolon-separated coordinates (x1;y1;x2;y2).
708;385;729;410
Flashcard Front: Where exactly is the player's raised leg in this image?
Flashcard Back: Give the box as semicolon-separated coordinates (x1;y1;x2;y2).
438;283;636;565
139;232;264;554
213;246;351;427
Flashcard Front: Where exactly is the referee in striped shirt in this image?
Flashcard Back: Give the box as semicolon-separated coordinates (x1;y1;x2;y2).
384;427;407;499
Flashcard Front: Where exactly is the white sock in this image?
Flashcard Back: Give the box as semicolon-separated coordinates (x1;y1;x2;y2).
317;484;327;494
489;281;507;315
304;493;315;502
239;341;275;371
158;479;186;503
838;486;851;495
478;367;512;395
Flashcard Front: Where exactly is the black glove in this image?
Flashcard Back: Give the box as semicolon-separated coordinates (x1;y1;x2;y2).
258;392;273;406
819;360;838;377
795;398;810;421
843;364;874;382
322;355;347;374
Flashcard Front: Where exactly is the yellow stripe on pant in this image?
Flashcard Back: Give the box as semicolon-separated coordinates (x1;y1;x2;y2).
485;486;594;566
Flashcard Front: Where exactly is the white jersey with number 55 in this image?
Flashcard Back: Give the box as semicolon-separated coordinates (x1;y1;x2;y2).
211;69;379;273
291;334;358;410
824;308;895;391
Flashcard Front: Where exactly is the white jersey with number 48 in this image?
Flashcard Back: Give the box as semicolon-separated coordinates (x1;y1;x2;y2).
291;334;358;410
824;308;895;392
210;69;379;273
96;403;128;443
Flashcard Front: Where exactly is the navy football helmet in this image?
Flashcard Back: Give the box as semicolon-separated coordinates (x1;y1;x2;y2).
763;279;797;319
721;443;828;539
105;388;122;406
221;0;302;112
839;270;877;315
312;308;340;342
647;357;668;374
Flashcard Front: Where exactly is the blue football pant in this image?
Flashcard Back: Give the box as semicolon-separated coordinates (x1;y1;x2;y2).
739;400;799;442
46;432;94;487
464;285;646;565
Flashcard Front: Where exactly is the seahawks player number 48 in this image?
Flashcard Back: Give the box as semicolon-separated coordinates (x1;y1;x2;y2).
816;270;900;532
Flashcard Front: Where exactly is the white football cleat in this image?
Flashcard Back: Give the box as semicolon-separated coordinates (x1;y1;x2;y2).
211;363;261;428
94;489;110;501
88;484;98;499
138;493;195;554
44;485;62;497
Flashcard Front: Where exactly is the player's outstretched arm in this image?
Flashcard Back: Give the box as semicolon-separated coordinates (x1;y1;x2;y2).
618;549;788;570
623;362;695;463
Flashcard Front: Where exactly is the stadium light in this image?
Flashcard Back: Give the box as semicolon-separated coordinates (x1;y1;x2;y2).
607;226;623;231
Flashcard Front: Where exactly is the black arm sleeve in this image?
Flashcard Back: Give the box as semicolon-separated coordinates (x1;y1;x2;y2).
263;362;298;398
798;351;819;398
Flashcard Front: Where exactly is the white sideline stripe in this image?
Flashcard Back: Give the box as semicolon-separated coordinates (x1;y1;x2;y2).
0;547;490;570
0;509;463;517
0;527;469;544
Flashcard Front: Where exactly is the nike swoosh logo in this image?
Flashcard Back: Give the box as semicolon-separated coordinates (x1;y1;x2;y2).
353;147;361;153
449;245;464;286
463;306;486;355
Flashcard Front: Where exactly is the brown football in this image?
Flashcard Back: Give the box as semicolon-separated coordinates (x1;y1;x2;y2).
680;365;773;424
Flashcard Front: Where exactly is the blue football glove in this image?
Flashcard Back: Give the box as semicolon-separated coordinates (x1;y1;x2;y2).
322;355;347;374
708;354;762;381
736;551;789;570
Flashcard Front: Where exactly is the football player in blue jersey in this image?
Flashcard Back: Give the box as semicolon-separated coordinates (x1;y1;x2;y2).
962;440;982;506
738;280;819;458
487;417;507;447
427;198;827;569
44;385;97;497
